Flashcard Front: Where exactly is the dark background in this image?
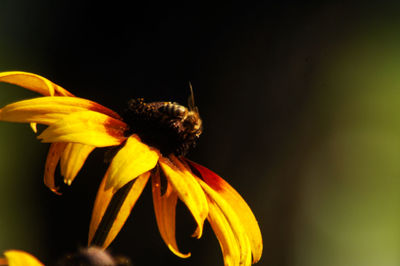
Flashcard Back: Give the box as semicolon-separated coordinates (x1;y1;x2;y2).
1;2;400;266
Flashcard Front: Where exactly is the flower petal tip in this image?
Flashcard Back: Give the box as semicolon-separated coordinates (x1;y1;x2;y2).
0;71;74;97
30;122;38;133
191;225;203;239
168;246;191;259
64;178;73;186
49;187;62;195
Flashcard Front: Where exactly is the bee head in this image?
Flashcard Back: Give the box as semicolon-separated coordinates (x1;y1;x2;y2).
184;110;202;137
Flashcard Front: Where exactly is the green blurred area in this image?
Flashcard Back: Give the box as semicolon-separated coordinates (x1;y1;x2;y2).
0;3;49;256
0;88;47;256
295;19;400;266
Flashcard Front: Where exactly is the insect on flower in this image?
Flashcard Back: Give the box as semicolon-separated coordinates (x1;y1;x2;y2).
122;82;202;157
0;72;263;266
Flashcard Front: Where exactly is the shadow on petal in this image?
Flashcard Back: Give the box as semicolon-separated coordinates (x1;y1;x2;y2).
89;171;150;248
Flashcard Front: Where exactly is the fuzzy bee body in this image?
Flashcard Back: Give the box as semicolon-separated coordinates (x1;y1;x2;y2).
158;102;188;118
122;87;202;156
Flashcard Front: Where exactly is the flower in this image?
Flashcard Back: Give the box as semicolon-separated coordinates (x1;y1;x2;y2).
0;71;263;265
0;250;44;266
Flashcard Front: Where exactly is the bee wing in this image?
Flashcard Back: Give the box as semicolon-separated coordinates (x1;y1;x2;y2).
188;82;198;113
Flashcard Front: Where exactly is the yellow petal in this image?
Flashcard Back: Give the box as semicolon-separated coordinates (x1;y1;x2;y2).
0;71;73;96
106;134;159;191
185;159;263;263
88;171;150;248
60;143;95;185
159;155;208;239
207;199;241;266
152;167;191;258
3;250;44;266
44;142;67;194
30;122;38;133
0;96;121;125
197;178;252;265
38;111;127;147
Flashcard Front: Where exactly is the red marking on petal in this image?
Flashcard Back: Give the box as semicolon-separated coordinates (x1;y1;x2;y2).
104;116;128;141
183;158;224;192
88;103;122;120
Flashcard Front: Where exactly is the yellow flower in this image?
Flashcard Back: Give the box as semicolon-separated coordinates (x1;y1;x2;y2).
0;250;44;266
0;71;263;265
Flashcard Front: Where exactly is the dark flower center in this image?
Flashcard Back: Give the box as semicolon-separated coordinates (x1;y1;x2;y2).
121;98;202;156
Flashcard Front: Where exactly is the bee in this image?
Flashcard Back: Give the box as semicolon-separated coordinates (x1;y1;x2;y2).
122;83;202;156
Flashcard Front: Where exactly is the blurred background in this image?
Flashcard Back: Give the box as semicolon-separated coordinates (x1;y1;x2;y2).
1;1;400;266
